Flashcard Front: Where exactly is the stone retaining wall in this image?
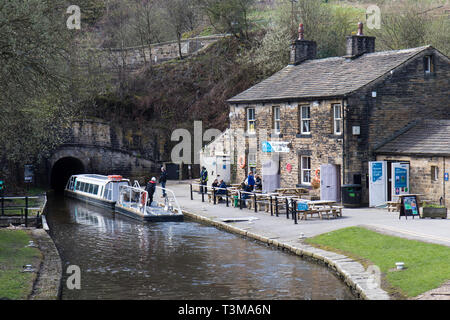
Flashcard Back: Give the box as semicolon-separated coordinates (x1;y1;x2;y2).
30;229;62;300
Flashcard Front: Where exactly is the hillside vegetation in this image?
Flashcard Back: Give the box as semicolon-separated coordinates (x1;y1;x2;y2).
1;0;449;188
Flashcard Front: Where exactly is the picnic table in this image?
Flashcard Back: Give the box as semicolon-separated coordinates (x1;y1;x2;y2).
296;200;343;220
275;188;309;197
386;194;427;212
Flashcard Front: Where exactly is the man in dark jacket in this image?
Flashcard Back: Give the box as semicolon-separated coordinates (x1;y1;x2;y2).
200;166;208;194
159;167;167;197
145;177;157;206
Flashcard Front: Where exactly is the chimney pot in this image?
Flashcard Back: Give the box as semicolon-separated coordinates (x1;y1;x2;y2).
346;22;375;58
290;23;317;65
357;22;364;36
298;23;304;40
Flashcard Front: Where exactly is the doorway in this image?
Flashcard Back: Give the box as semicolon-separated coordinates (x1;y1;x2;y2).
320;164;341;202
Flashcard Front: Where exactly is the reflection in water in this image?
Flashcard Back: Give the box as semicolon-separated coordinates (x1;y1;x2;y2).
46;195;355;300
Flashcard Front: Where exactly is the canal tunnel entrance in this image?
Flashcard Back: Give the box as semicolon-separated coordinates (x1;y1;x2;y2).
51;157;85;191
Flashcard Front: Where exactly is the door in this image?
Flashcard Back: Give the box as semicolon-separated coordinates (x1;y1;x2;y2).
215;156;231;183
369;161;388;207
320;164;341;202
262;158;280;193
391;162;410;202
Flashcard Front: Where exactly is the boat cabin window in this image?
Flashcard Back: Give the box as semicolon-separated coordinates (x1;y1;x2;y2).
88;184;94;194
93;185;99;195
76;181;81;190
104;183;113;200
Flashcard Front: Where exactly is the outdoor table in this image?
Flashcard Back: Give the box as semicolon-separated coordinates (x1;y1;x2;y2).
302;200;338;220
389;194;425;212
275;188;309;196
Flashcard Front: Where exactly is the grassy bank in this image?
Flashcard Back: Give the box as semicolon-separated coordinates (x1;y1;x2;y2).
306;227;450;299
0;229;42;299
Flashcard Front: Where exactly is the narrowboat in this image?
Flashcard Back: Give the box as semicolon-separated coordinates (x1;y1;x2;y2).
64;174;131;210
115;184;184;222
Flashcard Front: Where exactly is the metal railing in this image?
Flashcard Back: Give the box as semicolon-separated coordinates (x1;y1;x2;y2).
189;183;300;224
0;195;47;227
155;186;183;216
118;184;182;216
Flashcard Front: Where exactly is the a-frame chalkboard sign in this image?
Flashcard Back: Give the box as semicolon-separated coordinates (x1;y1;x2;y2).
399;195;419;220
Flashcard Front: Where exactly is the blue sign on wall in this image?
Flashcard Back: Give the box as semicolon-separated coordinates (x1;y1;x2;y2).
394;168;407;188
372;162;383;182
262;141;272;153
445;173;449;182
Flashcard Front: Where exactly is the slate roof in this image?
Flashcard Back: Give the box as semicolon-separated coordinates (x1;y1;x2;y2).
228;46;432;104
375;120;450;156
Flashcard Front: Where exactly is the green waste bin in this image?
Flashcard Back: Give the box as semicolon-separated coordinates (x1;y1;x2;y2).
342;184;362;207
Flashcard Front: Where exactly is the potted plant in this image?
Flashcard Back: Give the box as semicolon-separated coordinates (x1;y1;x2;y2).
420;203;447;219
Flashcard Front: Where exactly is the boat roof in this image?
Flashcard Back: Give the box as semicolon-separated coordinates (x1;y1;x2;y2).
71;174;130;183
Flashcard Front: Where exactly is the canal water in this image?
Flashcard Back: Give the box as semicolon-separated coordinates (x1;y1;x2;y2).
46;195;355;300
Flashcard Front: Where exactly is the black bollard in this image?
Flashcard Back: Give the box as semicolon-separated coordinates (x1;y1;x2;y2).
270;196;273;216
25;197;28;228
226;190;229;207
201;185;205;202
254;193;257;213
213;187;216;204
293;199;298;224
275;197;279;217
190;184;193;200
285;198;289;219
239;192;243;210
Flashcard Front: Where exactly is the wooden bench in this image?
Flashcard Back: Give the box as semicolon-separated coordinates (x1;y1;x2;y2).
386;201;400;212
297;209;321;220
332;206;344;218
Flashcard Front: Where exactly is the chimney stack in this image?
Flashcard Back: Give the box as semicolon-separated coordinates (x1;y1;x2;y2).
290;23;317;65
346;22;376;58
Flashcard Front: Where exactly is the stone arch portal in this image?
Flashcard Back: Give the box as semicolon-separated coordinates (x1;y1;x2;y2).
50;157;85;191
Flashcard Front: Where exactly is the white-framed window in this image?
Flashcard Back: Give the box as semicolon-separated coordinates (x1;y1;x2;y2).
424;55;433;73
248;152;257;168
273;106;281;133
431;166;439;181
333;104;342;135
247;108;256;133
300;156;311;185
300;105;311;134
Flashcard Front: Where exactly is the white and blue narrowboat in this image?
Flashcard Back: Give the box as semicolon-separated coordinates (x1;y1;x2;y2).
64;174;131;210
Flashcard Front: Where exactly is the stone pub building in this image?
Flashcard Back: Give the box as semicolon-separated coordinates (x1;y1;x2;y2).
226;23;450;205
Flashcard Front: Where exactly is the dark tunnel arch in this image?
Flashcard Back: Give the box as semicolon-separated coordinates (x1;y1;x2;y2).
51;157;85;191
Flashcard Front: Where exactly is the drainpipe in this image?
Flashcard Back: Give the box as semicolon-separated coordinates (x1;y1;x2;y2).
443;156;446;206
342;98;347;186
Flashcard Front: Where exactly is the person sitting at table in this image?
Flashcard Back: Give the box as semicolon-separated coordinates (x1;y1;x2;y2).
216;180;227;195
240;182;253;207
255;175;262;191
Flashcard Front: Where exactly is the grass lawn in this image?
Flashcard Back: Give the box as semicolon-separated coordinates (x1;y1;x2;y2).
0;229;42;299
306;227;450;299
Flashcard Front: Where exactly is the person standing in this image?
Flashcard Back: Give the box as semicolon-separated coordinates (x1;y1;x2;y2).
247;171;255;191
159;167;168;197
200;166;208;194
145;177;157;206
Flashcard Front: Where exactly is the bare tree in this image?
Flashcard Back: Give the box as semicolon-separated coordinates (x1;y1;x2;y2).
163;0;200;59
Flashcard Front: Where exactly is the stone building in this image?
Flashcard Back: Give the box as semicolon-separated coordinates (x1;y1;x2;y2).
226;23;450;204
375;120;450;208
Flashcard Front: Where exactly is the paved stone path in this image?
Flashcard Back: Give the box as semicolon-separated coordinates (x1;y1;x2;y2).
164;180;450;300
168;181;450;247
